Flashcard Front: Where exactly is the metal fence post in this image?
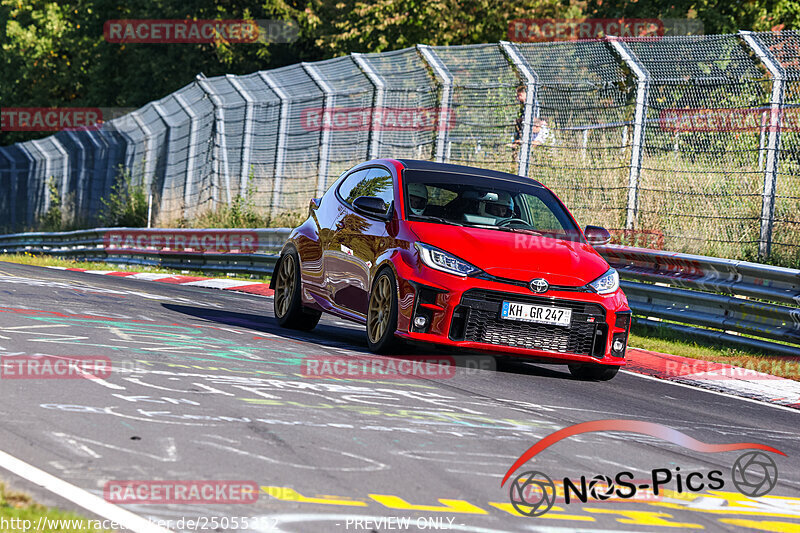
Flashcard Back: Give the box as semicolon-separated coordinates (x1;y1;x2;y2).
173;91;200;218
28;140;53;214
64;131;90;216
258;72;290;212
740;31;786;260
500;41;538;177
151;101;173;222
303;63;334;198
352;52;386;159
197;75;232;206
418;45;453;163
51;137;70;202
608;38;650;230
225;74;255;201
131;112;156;192
6;150;17;227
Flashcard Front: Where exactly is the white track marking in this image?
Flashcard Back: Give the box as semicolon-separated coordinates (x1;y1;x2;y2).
127;273;176;281
52;432;179;462
622;370;800;413
182;278;258;289
0;448;171;533
1;324;70;330
200;440;388;472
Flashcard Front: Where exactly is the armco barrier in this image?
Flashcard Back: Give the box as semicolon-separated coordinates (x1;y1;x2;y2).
1;229;798;356
0;227;289;275
597;244;800;356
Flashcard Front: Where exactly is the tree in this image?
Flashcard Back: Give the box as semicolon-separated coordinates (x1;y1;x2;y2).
0;0;305;144
288;0;581;57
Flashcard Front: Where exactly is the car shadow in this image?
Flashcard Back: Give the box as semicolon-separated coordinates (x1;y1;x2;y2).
161;302;370;351
161;303;577;381
494;357;574;380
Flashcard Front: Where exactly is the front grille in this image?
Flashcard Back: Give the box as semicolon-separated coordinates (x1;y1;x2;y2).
450;289;607;357
472;272;590;292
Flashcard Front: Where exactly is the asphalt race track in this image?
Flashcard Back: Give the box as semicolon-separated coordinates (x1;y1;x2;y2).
0;261;798;532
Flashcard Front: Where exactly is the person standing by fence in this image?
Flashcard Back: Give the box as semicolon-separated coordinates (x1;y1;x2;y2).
512;86;552;162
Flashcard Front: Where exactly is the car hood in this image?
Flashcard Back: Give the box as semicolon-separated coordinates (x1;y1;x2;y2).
408;221;609;286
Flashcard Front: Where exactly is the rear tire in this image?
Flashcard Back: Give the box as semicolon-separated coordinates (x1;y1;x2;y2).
366;268;400;353
568;363;620;381
273;250;321;331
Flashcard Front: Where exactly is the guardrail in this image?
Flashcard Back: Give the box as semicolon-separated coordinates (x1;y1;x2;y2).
596;244;800;357
1;228;798;356
0;227;288;276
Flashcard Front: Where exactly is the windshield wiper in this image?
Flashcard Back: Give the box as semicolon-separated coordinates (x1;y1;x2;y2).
413;216;545;236
411;215;466;227
459;222;543;236
501;227;544;236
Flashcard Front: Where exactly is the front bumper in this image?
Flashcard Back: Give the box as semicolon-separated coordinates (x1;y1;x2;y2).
393;257;630;366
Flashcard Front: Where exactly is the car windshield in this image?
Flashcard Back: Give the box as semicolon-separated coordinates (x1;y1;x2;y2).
403;170;582;240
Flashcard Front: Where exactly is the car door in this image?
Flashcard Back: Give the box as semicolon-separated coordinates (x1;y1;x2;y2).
299;177;345;303
327;167;394;316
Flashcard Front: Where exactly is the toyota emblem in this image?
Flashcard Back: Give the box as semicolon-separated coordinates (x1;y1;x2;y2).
529;278;549;293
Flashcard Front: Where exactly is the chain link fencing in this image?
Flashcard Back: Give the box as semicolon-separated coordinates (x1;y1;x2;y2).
1;32;799;265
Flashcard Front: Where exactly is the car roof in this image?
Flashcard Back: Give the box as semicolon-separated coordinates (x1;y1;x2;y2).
395;159;545;188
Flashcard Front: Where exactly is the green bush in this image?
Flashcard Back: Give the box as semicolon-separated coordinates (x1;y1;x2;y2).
98;168;149;227
38;177;63;232
186;172;305;229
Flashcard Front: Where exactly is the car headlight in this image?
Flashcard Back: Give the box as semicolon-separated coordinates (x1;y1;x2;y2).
415;242;480;277
589;268;619;295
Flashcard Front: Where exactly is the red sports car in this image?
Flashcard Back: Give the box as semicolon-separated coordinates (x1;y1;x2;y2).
272;159;631;380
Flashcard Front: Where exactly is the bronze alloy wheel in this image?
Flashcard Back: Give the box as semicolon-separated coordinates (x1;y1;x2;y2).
368;274;392;344
273;250;321;331
274;253;296;318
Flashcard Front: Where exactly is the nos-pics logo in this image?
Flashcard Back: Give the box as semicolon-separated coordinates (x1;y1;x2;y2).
501;420;784;517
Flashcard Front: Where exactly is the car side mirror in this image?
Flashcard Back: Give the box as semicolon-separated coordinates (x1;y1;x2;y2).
584;225;612;245
353;196;391;220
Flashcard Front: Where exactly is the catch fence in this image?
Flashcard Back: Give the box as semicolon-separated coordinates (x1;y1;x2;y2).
1;31;800;264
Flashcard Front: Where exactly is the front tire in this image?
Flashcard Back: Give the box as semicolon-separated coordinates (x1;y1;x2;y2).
366;268;399;353
273;250;321;331
568;363;620;381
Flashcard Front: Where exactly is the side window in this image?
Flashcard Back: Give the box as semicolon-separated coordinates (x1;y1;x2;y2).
337;169;371;205
363;168;393;211
522;194;563;231
338;167;393;213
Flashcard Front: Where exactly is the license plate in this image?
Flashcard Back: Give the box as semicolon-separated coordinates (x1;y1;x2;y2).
500;301;572;327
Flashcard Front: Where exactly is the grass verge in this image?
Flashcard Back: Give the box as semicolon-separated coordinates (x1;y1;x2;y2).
0;254;271;285
1;480;109;532
629;323;800;381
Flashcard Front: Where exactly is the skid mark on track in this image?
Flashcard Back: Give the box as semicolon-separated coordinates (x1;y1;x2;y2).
52;432;179;462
